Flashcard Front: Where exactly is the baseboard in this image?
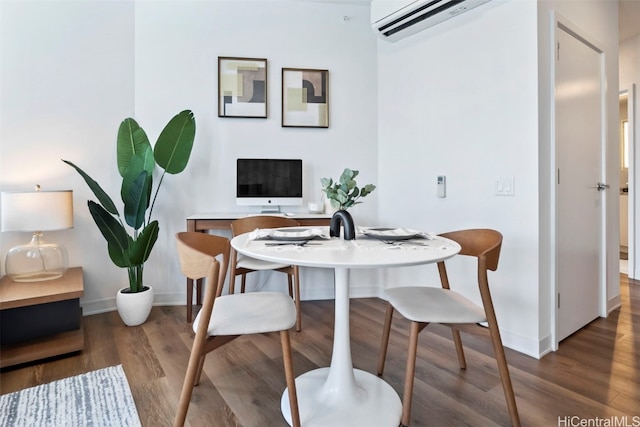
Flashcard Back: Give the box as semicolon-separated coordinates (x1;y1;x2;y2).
607;294;622;314
81;292;193;316
499;329;543;359
81;298;116;316
536;334;554;359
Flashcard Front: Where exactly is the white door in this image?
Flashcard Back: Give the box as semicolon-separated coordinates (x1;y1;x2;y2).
555;25;604;342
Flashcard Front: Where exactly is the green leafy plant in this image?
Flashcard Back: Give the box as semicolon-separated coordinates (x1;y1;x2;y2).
63;110;196;293
321;168;376;210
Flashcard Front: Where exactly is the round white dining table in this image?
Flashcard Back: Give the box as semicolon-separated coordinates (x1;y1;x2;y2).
231;227;461;427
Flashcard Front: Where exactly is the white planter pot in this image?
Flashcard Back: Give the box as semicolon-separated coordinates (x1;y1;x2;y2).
116;286;154;326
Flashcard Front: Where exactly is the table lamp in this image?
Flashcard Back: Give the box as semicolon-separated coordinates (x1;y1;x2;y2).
1;186;74;282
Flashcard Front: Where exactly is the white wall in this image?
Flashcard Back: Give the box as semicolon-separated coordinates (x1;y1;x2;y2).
0;1;379;311
0;0;135;304
621;35;640;87
376;0;540;356
376;0;619;358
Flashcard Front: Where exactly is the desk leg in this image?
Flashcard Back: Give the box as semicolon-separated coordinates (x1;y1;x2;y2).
281;268;401;426
185;220;206;323
185;278;203;323
196;278;203;306
186;278;194;323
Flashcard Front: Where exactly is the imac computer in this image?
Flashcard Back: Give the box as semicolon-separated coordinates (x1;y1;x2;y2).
236;158;303;212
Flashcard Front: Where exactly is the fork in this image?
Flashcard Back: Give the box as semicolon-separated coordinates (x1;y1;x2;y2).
265;241;316;247
380;239;428;246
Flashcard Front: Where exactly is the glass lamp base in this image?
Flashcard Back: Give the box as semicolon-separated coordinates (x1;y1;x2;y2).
5;233;69;282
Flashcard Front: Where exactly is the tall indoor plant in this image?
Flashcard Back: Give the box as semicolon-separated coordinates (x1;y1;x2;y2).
321;168;375;240
63;110;196;325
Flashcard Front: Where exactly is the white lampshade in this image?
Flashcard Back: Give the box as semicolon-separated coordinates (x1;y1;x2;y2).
1;188;74;282
1;190;74;232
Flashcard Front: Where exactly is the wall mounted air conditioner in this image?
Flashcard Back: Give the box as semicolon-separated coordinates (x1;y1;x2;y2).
371;0;492;42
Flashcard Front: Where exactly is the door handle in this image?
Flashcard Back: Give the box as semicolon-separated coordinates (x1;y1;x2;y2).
588;182;610;191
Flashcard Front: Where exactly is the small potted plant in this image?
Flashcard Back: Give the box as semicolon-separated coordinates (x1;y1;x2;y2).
321;168;376;240
63;110;195;326
321;168;376;211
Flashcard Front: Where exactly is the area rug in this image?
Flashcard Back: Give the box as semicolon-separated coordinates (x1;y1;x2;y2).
0;365;141;427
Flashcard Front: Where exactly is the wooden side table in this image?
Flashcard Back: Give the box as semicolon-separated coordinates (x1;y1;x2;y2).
0;267;84;368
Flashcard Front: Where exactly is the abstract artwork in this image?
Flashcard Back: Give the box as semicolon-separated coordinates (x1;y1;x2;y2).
282;68;329;128
218;57;267;118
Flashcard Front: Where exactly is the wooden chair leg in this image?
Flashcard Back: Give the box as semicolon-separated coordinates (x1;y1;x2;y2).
194;355;206;386
241;273;247;293
281;330;301;427
229;275;235;294
401;321;421;427
174;338;206;427
487;324;520;427
451;329;467;369
293;267;301;331
287;273;294;298
377;303;394;376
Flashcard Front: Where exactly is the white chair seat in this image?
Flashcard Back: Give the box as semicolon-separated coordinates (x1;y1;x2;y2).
193;291;297;336
385;286;486;324
236;253;290;270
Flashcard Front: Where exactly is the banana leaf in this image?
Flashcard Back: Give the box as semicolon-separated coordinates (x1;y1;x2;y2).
87;201;129;267
63;160;119;216
129;221;159;265
117;118;154;177
154;110;195;174
121;157;151;229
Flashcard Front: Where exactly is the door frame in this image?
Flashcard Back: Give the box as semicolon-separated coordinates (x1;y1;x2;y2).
549;12;608;350
621;84;637;280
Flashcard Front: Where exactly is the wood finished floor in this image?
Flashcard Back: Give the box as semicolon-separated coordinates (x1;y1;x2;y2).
1;276;638;426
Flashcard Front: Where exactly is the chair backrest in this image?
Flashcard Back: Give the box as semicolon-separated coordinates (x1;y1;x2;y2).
176;232;230;298
437;229;503;316
439;229;502;271
230;215;300;237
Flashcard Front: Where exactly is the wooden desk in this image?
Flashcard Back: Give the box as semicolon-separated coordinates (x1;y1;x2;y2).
186;212;332;232
0;267;84;368
184;213;332;322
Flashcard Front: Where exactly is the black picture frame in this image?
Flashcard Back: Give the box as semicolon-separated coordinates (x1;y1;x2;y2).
282;68;329;128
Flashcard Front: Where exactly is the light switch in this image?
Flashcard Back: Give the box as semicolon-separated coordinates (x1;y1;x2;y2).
495;176;515;196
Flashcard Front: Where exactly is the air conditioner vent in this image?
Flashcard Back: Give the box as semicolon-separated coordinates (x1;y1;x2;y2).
372;0;492;42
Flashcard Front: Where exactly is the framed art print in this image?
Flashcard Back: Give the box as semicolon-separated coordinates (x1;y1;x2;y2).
282;68;329;128
218;57;267;118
